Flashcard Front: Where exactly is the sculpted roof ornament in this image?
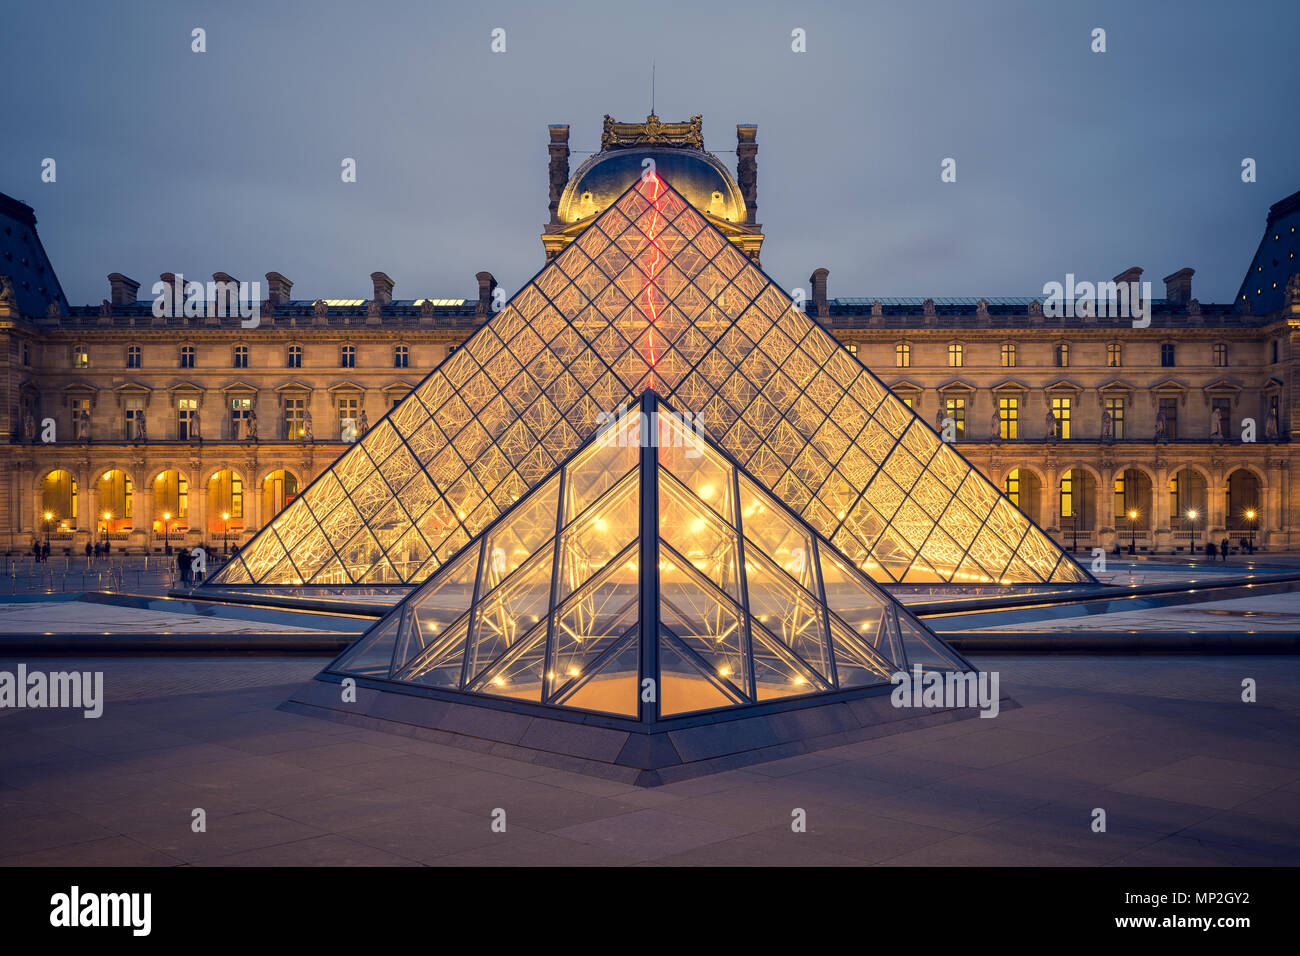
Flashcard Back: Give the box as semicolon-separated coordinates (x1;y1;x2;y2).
601;113;704;151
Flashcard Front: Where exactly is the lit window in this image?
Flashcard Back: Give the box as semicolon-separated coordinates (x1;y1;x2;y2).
1000;343;1016;367
1051;397;1071;439
895;343;910;368
394;345;409;368
1213;343;1227;367
947;343;963;367
177;398;198;439
337;396;360;438
341;345;356;368
126;345;142;369
1107;343;1122;367
233;345;249;369
1004;468;1020;506
287;345;302;368
845;343;858;357
179;346;195;369
283;398;305;440
73;346;89;368
1104;397;1125;439
944;397;966;438
1060;472;1074;519
998;397;1018;440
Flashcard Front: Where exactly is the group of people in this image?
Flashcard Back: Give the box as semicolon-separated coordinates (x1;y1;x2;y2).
30;540;50;562
1205;536;1255;560
84;541;112;558
175;548;199;585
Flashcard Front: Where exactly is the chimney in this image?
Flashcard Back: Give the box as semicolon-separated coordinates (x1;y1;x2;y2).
1113;266;1143;287
809;268;829;318
547;125;570;225
107;273;140;307
370;272;395;306
476;271;497;321
265;272;293;306
1163;267;1194;305
736;124;758;224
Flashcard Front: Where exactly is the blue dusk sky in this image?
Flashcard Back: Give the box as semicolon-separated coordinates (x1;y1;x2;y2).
2;0;1297;306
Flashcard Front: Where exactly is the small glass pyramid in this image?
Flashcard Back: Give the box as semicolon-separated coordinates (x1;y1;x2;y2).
326;395;973;720
210;173;1090;589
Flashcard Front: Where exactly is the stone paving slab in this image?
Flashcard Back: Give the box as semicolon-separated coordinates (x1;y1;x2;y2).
0;602;325;634
0;655;1298;865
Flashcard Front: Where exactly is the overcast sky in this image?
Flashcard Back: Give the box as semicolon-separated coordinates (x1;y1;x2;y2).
3;0;1297;307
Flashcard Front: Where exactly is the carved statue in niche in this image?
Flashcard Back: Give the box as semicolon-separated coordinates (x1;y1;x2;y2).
990;409;1001;442
1210;406;1223;442
304;409;314;442
245;409;258;441
1154;410;1167;443
1101;409;1113;444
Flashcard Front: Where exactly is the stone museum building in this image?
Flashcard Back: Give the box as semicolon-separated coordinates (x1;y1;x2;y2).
1;113;1298;558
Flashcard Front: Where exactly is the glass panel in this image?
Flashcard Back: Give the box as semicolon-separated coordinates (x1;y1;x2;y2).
816;541;894;662
482;473;559;590
470;622;548;702
828;616;895;688
658;630;743;717
550;547;639;698
555;632;640;717
657;409;734;522
332;615;399;678
563;407;639;521
557;471;639;600
394;543;480;672
749;619;827;700
658;545;747;695
466;546;553;684
738;475;816;593
399;615;469;689
743;549;831;681
657;475;740;600
897;610;969;672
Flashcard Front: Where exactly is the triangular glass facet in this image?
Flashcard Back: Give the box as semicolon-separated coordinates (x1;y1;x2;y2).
214;176;1089;589
321;397;985;722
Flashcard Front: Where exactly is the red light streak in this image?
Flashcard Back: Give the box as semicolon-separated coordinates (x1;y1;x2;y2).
641;174;664;392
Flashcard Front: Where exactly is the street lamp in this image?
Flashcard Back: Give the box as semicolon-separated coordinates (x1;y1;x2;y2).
1245;508;1257;553
1185;508;1199;555
102;511;111;550
1128;508;1139;555
43;510;52;549
163;511;172;555
221;511;230;555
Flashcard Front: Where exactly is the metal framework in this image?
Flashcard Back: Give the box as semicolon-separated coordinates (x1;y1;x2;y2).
327;394;973;720
210;175;1091;589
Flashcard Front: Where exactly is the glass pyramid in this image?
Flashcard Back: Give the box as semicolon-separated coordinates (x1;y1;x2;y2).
325;396;974;720
210;173;1090;589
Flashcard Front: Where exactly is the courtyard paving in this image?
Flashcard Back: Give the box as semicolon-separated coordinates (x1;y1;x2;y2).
1;655;1297;866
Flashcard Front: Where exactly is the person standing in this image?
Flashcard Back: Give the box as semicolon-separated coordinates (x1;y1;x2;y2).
1221;537;1230;561
41;541;50;562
